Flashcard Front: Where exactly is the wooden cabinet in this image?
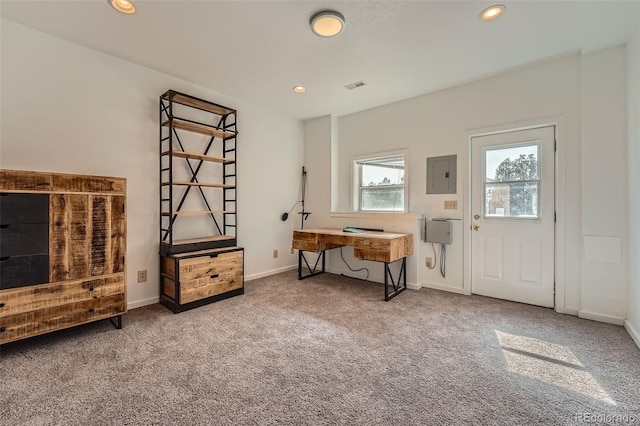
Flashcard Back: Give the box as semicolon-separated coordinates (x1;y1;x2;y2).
159;90;243;312
0;170;126;345
160;247;243;313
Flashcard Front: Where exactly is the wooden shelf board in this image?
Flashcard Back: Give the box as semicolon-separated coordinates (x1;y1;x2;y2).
162;119;236;139
161;181;235;189
161;150;234;164
162;91;236;116
161;210;235;216
171;236;236;245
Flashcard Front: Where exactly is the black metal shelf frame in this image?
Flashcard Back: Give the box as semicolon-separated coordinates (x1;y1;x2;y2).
159;90;238;255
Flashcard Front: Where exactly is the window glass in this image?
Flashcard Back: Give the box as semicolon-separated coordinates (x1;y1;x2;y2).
355;155;405;212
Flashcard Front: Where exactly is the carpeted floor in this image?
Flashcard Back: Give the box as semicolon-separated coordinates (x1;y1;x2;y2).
1;270;639;425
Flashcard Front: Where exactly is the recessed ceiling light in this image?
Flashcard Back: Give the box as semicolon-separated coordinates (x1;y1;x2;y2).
293;86;306;93
480;4;505;21
108;0;136;14
310;10;345;37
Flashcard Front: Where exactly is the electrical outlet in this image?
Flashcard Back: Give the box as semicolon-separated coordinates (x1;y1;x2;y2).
137;270;147;283
425;257;433;268
444;200;458;210
273;249;278;258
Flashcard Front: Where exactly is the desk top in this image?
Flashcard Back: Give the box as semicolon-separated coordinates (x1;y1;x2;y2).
292;228;413;263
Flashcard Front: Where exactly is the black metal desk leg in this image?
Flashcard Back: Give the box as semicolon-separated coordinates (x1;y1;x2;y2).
297;250;326;280
384;257;407;301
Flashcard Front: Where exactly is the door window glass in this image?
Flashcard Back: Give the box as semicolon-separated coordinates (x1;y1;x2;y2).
483;143;540;218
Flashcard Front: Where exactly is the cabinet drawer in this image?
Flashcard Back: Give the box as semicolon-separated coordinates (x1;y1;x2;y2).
178;251;243;281
180;272;243;304
0;273;125;317
0;293;125;344
0;254;49;289
0;223;48;257
0;193;49;224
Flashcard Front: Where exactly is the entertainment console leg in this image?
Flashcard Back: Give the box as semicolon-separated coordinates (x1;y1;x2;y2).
108;315;123;329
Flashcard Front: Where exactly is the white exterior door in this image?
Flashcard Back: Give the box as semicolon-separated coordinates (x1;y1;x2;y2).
471;126;555;307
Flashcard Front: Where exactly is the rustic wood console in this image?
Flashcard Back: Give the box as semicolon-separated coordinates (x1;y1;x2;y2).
0;169;126;346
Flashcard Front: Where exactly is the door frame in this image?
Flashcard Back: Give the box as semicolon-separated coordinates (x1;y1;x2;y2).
463;116;569;314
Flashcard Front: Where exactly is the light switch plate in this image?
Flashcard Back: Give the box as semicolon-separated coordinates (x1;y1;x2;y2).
444;200;457;210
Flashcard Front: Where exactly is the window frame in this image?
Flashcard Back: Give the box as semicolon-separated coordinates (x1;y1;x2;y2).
352;150;408;213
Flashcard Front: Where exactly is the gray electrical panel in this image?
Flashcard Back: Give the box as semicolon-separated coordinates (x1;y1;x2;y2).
426;155;457;194
425;219;452;244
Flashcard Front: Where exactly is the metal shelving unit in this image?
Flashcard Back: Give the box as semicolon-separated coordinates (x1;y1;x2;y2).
159;90;238;255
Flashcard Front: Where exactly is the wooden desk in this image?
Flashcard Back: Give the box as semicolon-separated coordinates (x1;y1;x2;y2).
292;228;413;301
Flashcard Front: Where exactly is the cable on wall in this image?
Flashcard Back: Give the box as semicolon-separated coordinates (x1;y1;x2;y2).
439;243;446;278
281;200;301;221
427;243;437;270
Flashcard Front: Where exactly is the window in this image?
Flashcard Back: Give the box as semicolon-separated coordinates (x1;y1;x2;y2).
483;142;540;219
353;153;406;212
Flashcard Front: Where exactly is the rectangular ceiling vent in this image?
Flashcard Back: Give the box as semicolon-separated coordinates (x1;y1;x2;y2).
344;80;366;90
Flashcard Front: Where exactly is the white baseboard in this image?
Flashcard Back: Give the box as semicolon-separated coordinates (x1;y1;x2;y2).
624;320;640;350
245;265;297;282
421;281;466;295
555;307;579;316
407;282;421;291
578;310;625;325
128;296;159;310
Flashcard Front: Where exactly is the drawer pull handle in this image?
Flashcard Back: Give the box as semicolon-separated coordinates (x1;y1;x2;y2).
55;221;63;227
0;327;5;333
209;254;219;258
89;308;95;313
0;224;9;229
89;287;94;292
0;303;4;308
210;274;219;279
0;257;9;263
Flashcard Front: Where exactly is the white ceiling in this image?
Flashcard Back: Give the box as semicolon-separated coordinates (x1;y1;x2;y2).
1;0;639;120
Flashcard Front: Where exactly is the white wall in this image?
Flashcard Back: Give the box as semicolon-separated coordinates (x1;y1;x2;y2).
580;46;628;324
303;116;422;287
626;8;640;347
306;49;631;321
303;115;333;229
323;54;584;313
0;19;304;308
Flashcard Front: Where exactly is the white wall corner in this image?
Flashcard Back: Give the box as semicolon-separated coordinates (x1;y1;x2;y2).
624;320;640;350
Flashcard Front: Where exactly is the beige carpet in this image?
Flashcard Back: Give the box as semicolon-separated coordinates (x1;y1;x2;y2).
1;270;639;425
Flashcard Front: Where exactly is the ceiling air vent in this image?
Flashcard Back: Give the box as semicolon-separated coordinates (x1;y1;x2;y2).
344;80;366;90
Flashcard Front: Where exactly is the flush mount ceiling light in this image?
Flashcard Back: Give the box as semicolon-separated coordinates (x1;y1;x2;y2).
293;86;306;93
310;10;345;37
108;0;136;14
480;4;505;21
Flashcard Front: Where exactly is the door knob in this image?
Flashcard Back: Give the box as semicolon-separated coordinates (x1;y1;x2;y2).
473;225;480;231
474;214;480;220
